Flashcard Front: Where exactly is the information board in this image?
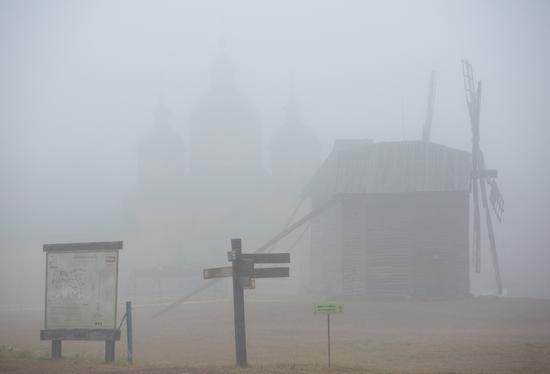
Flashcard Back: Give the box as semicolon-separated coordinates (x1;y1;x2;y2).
45;250;118;329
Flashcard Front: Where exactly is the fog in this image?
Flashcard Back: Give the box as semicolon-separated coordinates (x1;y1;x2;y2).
1;0;550;310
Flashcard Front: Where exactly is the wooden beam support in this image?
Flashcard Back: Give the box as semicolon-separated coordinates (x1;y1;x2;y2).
41;329;121;341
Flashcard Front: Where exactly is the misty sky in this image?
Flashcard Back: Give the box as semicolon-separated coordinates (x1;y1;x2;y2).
1;0;549;298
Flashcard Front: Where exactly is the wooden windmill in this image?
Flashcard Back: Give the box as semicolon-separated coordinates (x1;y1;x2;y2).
462;60;505;295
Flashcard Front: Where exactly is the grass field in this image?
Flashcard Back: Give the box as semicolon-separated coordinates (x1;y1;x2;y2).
1;295;550;373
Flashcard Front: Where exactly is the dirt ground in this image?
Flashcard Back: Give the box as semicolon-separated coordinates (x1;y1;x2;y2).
1;296;550;373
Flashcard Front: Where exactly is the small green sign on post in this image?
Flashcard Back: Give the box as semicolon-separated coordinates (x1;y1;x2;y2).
313;303;343;368
313;303;343;314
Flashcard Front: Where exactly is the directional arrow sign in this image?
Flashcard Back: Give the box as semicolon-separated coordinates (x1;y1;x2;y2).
203;266;233;279
203;239;292;368
252;267;289;278
240;253;290;264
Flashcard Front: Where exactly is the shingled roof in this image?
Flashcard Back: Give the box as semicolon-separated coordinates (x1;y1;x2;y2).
305;141;471;197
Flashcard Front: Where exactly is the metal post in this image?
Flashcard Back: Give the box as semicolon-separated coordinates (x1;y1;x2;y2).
231;238;248;367
51;340;61;360
126;301;133;364
327;314;331;368
105;340;115;363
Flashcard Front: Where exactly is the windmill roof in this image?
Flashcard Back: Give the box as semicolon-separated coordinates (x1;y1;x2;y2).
305;140;471;197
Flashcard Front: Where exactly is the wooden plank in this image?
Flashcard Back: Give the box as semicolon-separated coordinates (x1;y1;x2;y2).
40;329;120;341
43;241;123;252
253;267;289;278
240;253;290;264
203;266;233;279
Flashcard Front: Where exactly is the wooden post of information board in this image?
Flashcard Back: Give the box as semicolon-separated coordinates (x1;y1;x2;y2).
126;301;134;364
105;340;115;362
51;340;61;360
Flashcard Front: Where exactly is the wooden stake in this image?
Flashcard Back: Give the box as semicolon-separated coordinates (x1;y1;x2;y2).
327;314;331;368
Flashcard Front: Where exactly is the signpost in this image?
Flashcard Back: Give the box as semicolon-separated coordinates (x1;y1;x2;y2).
313;303;343;368
41;241;123;362
203;238;290;367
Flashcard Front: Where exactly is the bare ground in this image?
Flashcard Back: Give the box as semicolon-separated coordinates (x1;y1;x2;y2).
1;296;550;373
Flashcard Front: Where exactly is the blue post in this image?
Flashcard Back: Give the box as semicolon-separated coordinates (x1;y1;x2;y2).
126;301;133;364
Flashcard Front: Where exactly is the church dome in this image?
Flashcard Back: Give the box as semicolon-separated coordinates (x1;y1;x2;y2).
188;49;262;178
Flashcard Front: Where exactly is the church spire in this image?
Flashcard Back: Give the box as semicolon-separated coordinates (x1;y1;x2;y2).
210;39;236;91
154;94;170;127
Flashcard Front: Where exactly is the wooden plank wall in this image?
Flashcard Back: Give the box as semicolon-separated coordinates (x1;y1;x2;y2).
309;196;343;295
341;197;368;297
339;191;469;299
361;194;413;299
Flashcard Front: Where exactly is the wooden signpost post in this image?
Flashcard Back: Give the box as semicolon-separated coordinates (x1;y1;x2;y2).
204;238;290;367
313;303;343;368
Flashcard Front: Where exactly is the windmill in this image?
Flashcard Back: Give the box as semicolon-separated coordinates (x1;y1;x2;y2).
462;60;505;295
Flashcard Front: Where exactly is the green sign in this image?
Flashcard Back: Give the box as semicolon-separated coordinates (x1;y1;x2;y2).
313;303;343;314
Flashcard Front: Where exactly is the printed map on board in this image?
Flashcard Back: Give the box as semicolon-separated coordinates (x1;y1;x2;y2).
45;251;118;329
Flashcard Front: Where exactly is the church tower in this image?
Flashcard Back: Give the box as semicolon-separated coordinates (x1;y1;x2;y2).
188;47;263;179
270;90;321;191
137;97;186;198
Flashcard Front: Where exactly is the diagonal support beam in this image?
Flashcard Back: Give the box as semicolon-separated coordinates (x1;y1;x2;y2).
152;196;339;318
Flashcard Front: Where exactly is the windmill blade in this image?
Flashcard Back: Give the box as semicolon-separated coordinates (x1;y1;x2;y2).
479;150;504;222
462;59;503;294
478;152;489;210
462;60;475;108
462;60;482;142
474;80;482;138
422;70;437;142
488;179;504;221
462;60;476;127
462;60;480;133
480;178;504;295
463;59;484;274
472;175;482;274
